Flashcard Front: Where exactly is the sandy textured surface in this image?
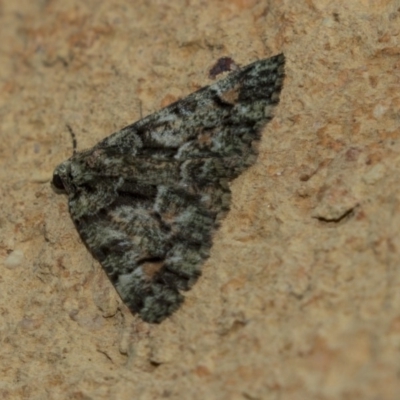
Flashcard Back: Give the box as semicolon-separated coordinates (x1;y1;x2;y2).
1;1;400;399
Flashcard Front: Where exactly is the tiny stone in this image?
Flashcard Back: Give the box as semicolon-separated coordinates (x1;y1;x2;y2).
4;249;24;269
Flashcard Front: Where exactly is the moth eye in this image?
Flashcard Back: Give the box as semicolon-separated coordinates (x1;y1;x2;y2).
52;173;65;191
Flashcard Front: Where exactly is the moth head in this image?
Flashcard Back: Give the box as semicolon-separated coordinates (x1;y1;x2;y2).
52;161;72;194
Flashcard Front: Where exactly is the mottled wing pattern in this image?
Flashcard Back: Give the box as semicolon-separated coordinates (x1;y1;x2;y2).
52;53;285;323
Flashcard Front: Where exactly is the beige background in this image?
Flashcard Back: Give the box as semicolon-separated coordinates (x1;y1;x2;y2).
1;1;400;399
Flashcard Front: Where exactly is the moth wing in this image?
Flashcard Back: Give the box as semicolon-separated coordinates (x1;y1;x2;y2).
65;54;284;322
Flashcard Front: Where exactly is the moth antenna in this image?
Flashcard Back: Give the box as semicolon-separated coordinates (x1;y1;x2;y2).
138;100;143;119
66;124;77;155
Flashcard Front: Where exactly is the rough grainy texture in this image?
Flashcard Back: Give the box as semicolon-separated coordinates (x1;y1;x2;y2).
52;55;284;323
1;0;400;399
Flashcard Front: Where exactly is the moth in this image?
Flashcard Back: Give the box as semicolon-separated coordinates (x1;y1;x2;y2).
52;53;285;323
